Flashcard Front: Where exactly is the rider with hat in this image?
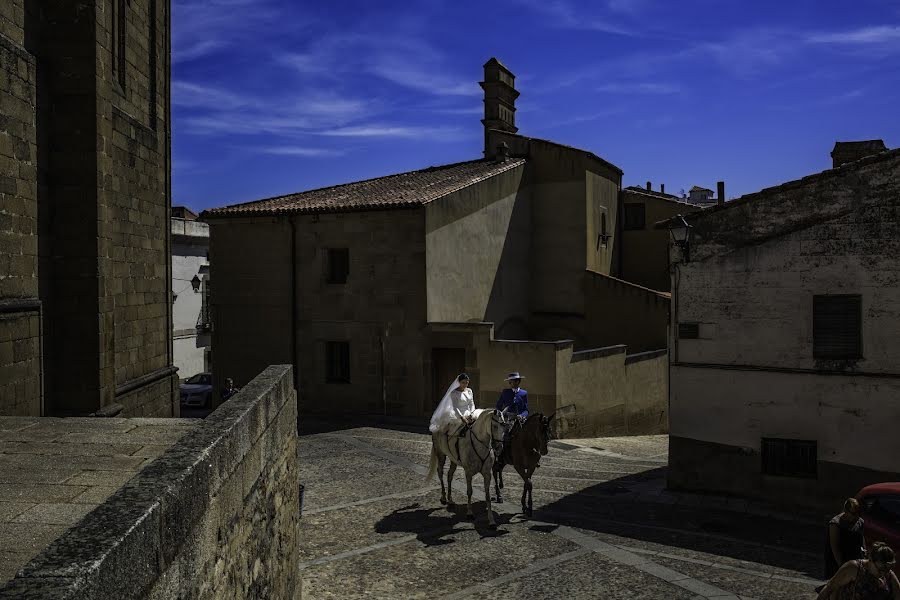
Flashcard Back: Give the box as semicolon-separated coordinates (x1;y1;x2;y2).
496;372;529;420
495;372;529;465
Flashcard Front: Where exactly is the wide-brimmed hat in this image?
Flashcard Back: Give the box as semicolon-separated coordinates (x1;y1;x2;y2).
505;372;525;381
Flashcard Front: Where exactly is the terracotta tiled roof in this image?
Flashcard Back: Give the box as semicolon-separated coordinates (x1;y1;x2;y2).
689;185;713;193
201;158;526;218
832;139;887;154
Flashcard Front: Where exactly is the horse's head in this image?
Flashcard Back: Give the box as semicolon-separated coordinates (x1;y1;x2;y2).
536;412;555;456
491;407;511;442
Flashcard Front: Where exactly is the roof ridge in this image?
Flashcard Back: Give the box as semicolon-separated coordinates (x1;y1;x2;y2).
206;157;496;213
488;130;624;175
695;147;900;217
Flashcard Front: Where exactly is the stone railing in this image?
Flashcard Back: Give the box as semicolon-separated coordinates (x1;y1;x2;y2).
0;365;299;599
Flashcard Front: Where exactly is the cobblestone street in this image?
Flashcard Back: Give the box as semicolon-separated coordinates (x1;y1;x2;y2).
297;422;824;599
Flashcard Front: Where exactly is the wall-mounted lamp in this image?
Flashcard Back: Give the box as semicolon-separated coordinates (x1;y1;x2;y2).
172;292;178;303
191;275;202;293
668;214;693;262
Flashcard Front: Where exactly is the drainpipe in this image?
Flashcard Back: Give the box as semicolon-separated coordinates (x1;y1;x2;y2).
289;218;299;399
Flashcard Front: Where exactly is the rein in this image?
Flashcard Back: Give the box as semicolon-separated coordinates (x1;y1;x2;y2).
468;412;504;471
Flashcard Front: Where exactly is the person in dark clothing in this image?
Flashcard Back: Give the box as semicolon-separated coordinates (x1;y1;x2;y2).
221;377;239;401
819;498;867;588
817;542;899;600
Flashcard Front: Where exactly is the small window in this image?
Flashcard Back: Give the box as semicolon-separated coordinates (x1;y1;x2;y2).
326;341;350;383
678;322;699;339
623;203;646;231
761;438;817;478
813;295;862;359
326;248;349;284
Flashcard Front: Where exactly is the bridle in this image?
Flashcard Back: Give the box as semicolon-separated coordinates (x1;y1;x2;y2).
468;410;508;471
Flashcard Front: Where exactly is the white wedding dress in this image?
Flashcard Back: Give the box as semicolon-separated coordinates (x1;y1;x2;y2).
429;379;485;433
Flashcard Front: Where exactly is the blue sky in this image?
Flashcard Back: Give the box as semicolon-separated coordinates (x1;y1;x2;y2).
173;0;900;211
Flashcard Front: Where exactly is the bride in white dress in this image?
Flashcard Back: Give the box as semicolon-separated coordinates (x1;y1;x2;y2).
429;373;484;434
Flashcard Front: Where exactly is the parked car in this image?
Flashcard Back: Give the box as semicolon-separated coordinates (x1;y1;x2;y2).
179;372;213;408
856;482;900;574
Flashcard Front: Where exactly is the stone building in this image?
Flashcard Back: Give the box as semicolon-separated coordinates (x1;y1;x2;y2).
831;139;887;168
620;186;702;292
203;58;670;437
172;206;211;380
0;0;176;417
665;145;900;510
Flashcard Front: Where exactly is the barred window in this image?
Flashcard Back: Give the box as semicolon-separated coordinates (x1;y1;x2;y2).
761;438;817;478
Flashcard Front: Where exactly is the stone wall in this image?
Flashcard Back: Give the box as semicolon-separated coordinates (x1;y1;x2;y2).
0;364;300;599
427;322;668;438
0;0;175;417
530;270;670;353
0;4;41;416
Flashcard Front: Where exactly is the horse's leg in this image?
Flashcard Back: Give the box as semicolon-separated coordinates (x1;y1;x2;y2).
446;462;457;509
465;471;475;520
492;465;503;504
483;469;496;528
525;466;534;518
514;464;528;516
437;454;447;505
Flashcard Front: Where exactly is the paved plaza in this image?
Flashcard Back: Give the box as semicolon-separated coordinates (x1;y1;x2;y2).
297;422;825;599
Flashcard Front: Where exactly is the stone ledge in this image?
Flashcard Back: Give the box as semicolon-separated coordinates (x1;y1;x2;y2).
0;364;296;599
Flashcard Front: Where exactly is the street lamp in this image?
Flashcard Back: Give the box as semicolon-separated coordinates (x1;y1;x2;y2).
191;275;202;293
668;214;693;262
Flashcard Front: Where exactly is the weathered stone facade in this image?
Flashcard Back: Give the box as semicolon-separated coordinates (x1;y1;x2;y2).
0;0;175;417
667;148;900;510
0;365;300;599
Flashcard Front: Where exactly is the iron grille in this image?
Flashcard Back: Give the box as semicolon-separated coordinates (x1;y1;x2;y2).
761;438;817;478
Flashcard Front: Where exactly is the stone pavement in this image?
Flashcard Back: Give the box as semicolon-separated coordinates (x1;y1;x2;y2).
0;416;198;586
298;423;825;599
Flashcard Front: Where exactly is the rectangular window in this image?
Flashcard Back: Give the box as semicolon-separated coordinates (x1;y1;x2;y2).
326;248;350;284
678;322;699;339
623;203;646;231
761;438;817;478
813;295;862;359
325;341;350;383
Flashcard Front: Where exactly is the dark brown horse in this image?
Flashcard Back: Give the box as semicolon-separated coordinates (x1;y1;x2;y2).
492;413;554;517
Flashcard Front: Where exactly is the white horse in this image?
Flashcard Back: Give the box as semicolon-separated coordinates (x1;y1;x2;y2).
426;408;510;528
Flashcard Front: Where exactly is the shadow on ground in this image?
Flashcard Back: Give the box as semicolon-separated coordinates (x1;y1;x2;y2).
374;501;512;544
300;414;428;436
531;465;824;579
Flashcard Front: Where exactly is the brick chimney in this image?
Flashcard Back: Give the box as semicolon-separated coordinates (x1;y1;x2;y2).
480;58;520;158
717;181;725;206
660;184;665;194
646;181;651;191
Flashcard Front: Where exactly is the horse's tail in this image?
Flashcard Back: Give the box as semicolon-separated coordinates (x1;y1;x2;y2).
426;442;438;482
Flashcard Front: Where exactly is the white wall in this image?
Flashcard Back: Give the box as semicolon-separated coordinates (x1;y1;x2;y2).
671;183;900;472
172;218;210;379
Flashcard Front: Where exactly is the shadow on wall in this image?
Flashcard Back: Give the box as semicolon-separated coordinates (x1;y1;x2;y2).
484;188;532;338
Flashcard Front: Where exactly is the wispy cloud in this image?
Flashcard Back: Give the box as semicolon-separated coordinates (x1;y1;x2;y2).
508;0;637;36
172;0;288;63
316;125;466;139
596;82;681;94
606;0;654;15
280;35;476;97
808;25;900;45
258;146;345;157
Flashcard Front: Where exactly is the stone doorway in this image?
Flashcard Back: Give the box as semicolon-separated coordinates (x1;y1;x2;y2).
431;347;466;408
